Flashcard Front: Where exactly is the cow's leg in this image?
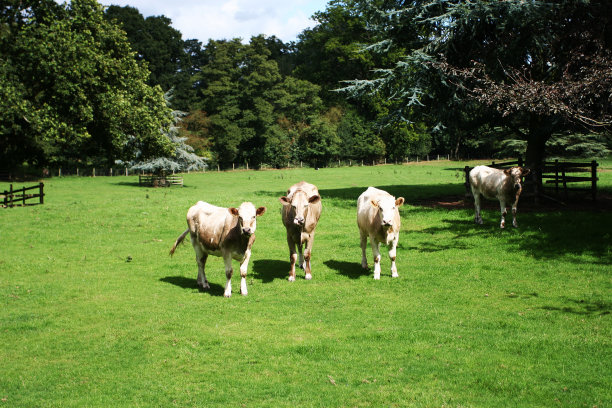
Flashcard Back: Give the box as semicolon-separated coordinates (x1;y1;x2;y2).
511;199;519;228
223;252;233;297
297;241;304;270
389;239;399;278
473;192;483;224
193;244;210;290
499;199;507;229
370;236;382;280
303;233;314;280
239;248;251;296
287;233;297;282
360;229;368;269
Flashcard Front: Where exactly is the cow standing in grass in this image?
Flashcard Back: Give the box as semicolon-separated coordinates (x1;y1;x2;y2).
357;187;404;280
170;201;266;297
469;166;530;228
279;181;322;281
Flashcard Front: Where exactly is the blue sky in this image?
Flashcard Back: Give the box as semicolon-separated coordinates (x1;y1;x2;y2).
101;0;331;43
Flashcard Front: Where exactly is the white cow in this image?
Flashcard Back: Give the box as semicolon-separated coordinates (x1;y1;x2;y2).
170;201;266;297
357;187;405;280
469;165;530;228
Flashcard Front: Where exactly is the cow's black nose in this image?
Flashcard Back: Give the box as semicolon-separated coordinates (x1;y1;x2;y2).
242;228;252;235
514;183;521;190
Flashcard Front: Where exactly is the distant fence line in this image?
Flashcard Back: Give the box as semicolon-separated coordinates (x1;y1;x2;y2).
31;155;453;177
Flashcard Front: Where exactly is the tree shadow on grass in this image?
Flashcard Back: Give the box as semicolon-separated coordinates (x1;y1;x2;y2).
251;259;288;283
324;260;369;279
540;298;611;316
159;276;225;297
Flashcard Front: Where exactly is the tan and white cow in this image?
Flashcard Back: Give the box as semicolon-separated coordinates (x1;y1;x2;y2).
357;187;404;280
170;201;266;297
469;165;530;228
279;181;322;281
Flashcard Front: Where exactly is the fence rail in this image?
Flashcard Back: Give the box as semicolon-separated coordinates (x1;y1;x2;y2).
1;183;44;208
138;174;183;187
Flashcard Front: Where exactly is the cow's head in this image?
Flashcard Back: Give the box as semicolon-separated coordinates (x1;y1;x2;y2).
279;190;320;227
504;167;531;192
371;195;404;228
229;202;266;236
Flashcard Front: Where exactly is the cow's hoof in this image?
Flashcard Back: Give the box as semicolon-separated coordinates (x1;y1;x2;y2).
361;262;368;269
305;273;312;280
373;274;380;280
240;291;248;296
392;272;399;278
288;275;295;282
224;292;232;298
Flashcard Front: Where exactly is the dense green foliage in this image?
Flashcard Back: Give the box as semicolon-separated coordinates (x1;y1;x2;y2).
337;0;612;166
1;162;611;406
0;0;175;169
2;0;610;171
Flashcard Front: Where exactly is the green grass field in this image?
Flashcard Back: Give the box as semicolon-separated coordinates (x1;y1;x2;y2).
1;160;610;407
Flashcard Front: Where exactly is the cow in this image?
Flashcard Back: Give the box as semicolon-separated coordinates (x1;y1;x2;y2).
170;201;266;297
469;165;530;228
279;181;322;281
357;187;405;280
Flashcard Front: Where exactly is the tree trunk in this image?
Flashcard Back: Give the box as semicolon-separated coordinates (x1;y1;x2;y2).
524;116;554;195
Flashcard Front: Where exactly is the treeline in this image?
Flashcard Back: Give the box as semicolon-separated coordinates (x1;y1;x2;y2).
2;0;611;172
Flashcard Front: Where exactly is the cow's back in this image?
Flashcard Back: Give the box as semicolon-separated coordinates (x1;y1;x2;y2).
469;166;505;198
187;201;232;251
357;187;382;232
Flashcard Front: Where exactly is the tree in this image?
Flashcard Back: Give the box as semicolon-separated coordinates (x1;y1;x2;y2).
129;105;207;174
0;0;174;168
194;36;325;168
337;0;612;167
104;6;198;111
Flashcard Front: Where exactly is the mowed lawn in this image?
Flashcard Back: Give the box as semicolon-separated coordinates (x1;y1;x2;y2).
1;161;610;407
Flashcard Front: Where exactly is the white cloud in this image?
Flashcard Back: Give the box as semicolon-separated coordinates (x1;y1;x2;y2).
102;0;328;43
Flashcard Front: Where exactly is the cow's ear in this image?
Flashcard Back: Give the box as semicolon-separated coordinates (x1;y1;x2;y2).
371;200;379;208
308;195;320;204
504;168;512;175
522;167;531;176
229;207;239;216
279;196;291;206
256;206;266;216
395;197;405;207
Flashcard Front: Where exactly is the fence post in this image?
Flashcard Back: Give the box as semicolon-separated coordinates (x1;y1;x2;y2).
77;168;79;177
110;168;113;177
591;160;598;201
93;168;96;177
39;183;44;204
59;168;62;177
9;184;13;208
464;166;471;196
125;167;128;176
554;159;559;195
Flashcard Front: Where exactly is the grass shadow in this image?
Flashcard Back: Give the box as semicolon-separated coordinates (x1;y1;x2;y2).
540;298;611;316
251;259;288;283
324;260;369;279
159;276;225;297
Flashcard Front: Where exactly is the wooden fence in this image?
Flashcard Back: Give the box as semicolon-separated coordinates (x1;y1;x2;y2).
138;174;183;187
463;159;599;201
1;183;45;208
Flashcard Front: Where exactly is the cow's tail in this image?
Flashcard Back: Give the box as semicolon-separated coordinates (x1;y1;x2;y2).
169;228;189;256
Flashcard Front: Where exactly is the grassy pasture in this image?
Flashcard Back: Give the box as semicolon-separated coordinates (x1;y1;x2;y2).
1;160;611;407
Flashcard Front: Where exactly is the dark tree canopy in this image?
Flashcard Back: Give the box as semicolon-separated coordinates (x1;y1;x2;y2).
0;0;174;169
338;0;612;166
